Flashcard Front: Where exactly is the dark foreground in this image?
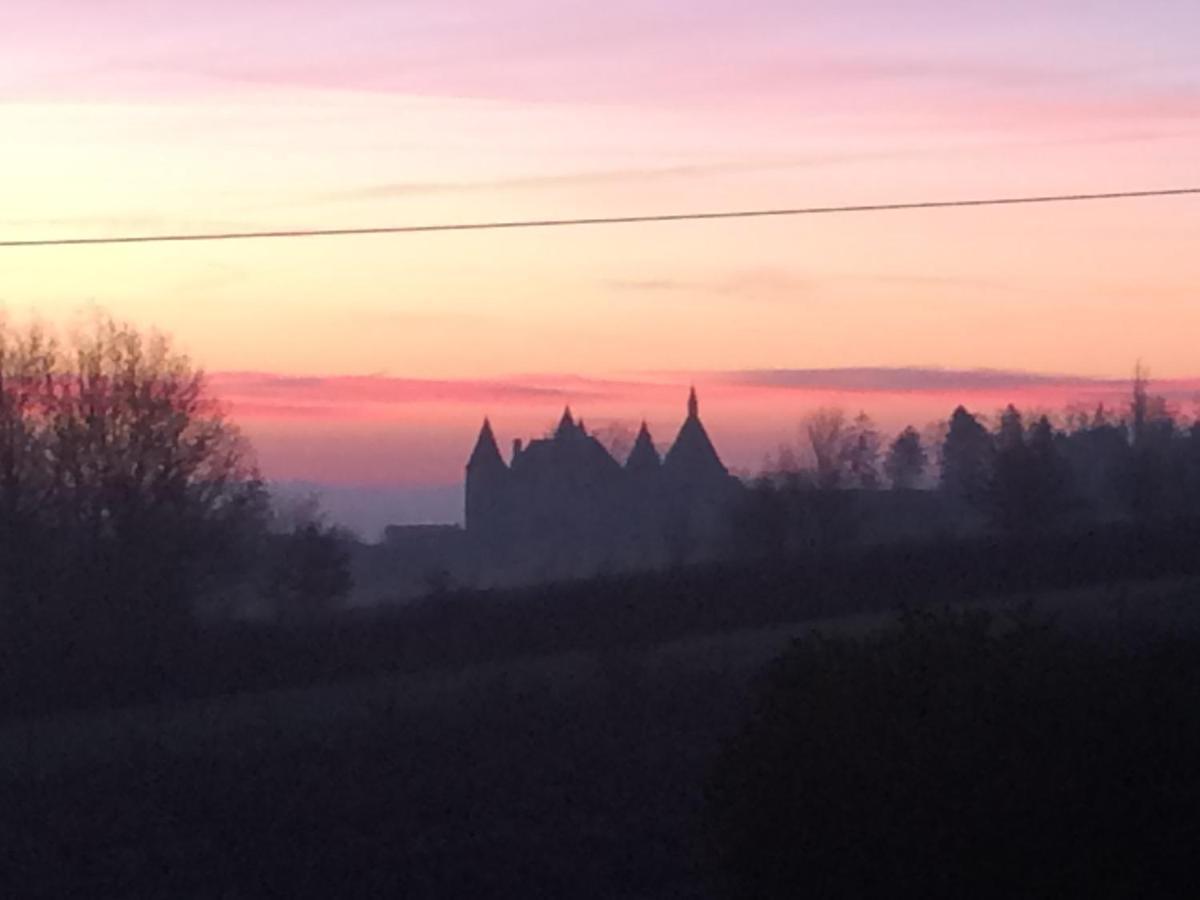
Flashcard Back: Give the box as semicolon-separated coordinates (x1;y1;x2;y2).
7;581;1200;899
8;520;1200;898
4;642;743;898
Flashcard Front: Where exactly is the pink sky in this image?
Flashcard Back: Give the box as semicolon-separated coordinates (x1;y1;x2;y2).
215;368;1200;487
2;1;1198;518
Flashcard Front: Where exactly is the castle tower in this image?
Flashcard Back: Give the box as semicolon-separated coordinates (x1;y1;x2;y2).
659;388;740;559
663;387;728;483
465;418;509;536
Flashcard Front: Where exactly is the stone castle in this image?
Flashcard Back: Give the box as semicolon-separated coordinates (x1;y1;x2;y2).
464;389;743;573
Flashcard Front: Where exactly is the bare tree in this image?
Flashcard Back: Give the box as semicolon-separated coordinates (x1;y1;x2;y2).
840;412;882;489
591;420;637;463
0;313;268;634
0;321;59;609
803;407;846;490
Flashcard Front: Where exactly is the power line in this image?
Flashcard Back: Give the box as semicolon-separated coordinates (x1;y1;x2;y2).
2;187;1197;249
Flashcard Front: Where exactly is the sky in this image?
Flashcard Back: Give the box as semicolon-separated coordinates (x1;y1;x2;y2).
2;1;1199;528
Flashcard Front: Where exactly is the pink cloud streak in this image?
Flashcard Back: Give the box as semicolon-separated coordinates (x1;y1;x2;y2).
211;368;1200;424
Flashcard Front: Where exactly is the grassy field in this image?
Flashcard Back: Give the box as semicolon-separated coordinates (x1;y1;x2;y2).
4;576;1199;897
4;574;1197;775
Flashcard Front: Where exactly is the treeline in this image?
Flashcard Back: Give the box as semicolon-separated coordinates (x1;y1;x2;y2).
0;315;352;658
739;369;1200;552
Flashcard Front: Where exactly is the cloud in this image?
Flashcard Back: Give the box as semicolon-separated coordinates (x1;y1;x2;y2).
219;365;1200;494
214;367;1200;427
604;278;698;293
150;49;1200;131
208;371;652;420
311;152;906;204
708;367;1200;397
605;268;810;301
840;273;1020;293
708;367;1116;393
0;213;256;231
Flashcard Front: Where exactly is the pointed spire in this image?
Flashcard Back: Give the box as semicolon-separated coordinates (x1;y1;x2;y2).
555;406;577;439
467;417;505;470
626;421;661;471
664;395;728;481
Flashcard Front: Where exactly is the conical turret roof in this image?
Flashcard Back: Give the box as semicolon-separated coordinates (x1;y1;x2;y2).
467;418;505;470
663;389;728;481
555;406;580;439
626;421;661;472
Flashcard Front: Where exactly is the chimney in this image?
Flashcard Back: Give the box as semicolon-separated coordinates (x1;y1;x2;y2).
512;438;523;460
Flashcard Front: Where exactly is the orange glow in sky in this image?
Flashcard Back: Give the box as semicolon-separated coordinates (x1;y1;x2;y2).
2;1;1198;511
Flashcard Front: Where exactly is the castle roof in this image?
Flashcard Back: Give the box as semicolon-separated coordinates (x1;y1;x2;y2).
663;388;728;482
555;406;579;439
626;421;661;472
466;418;505;470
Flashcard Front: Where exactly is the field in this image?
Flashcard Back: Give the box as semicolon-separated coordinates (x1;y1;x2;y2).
4;576;1199;897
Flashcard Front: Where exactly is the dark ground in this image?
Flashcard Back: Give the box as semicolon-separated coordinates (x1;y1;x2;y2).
2;642;747;898
6;523;1200;898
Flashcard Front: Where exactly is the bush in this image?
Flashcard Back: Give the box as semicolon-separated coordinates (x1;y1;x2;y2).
264;523;354;619
706;606;1200;899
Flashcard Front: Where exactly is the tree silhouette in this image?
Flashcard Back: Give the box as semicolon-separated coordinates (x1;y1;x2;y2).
990;404;1032;530
0;314;268;639
839;412;882;490
990;408;1071;531
884;426;927;489
939;406;993;512
266;522;354;618
591;420;637;464
803;408;846;490
1122;367;1178;519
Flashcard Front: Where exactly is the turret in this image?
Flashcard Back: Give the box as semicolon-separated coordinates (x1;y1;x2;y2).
626;421;661;472
467;418;504;471
555;406;575;438
663;389;728;482
555;406;585;440
465;418;509;535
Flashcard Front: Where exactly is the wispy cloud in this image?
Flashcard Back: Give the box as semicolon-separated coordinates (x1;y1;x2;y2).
708;367;1200;397
311;152;904;204
713;367;1111;393
208;371;643;420
213;367;1200;426
841;273;1020;292
604;278;698;293
0;213;255;231
605;268;810;301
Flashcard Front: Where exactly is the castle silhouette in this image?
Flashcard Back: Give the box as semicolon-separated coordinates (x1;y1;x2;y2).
465;389;742;570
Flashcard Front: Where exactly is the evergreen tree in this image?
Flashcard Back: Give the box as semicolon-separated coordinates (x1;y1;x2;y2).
884;426;927;490
940;406;993;512
990;405;1032;531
